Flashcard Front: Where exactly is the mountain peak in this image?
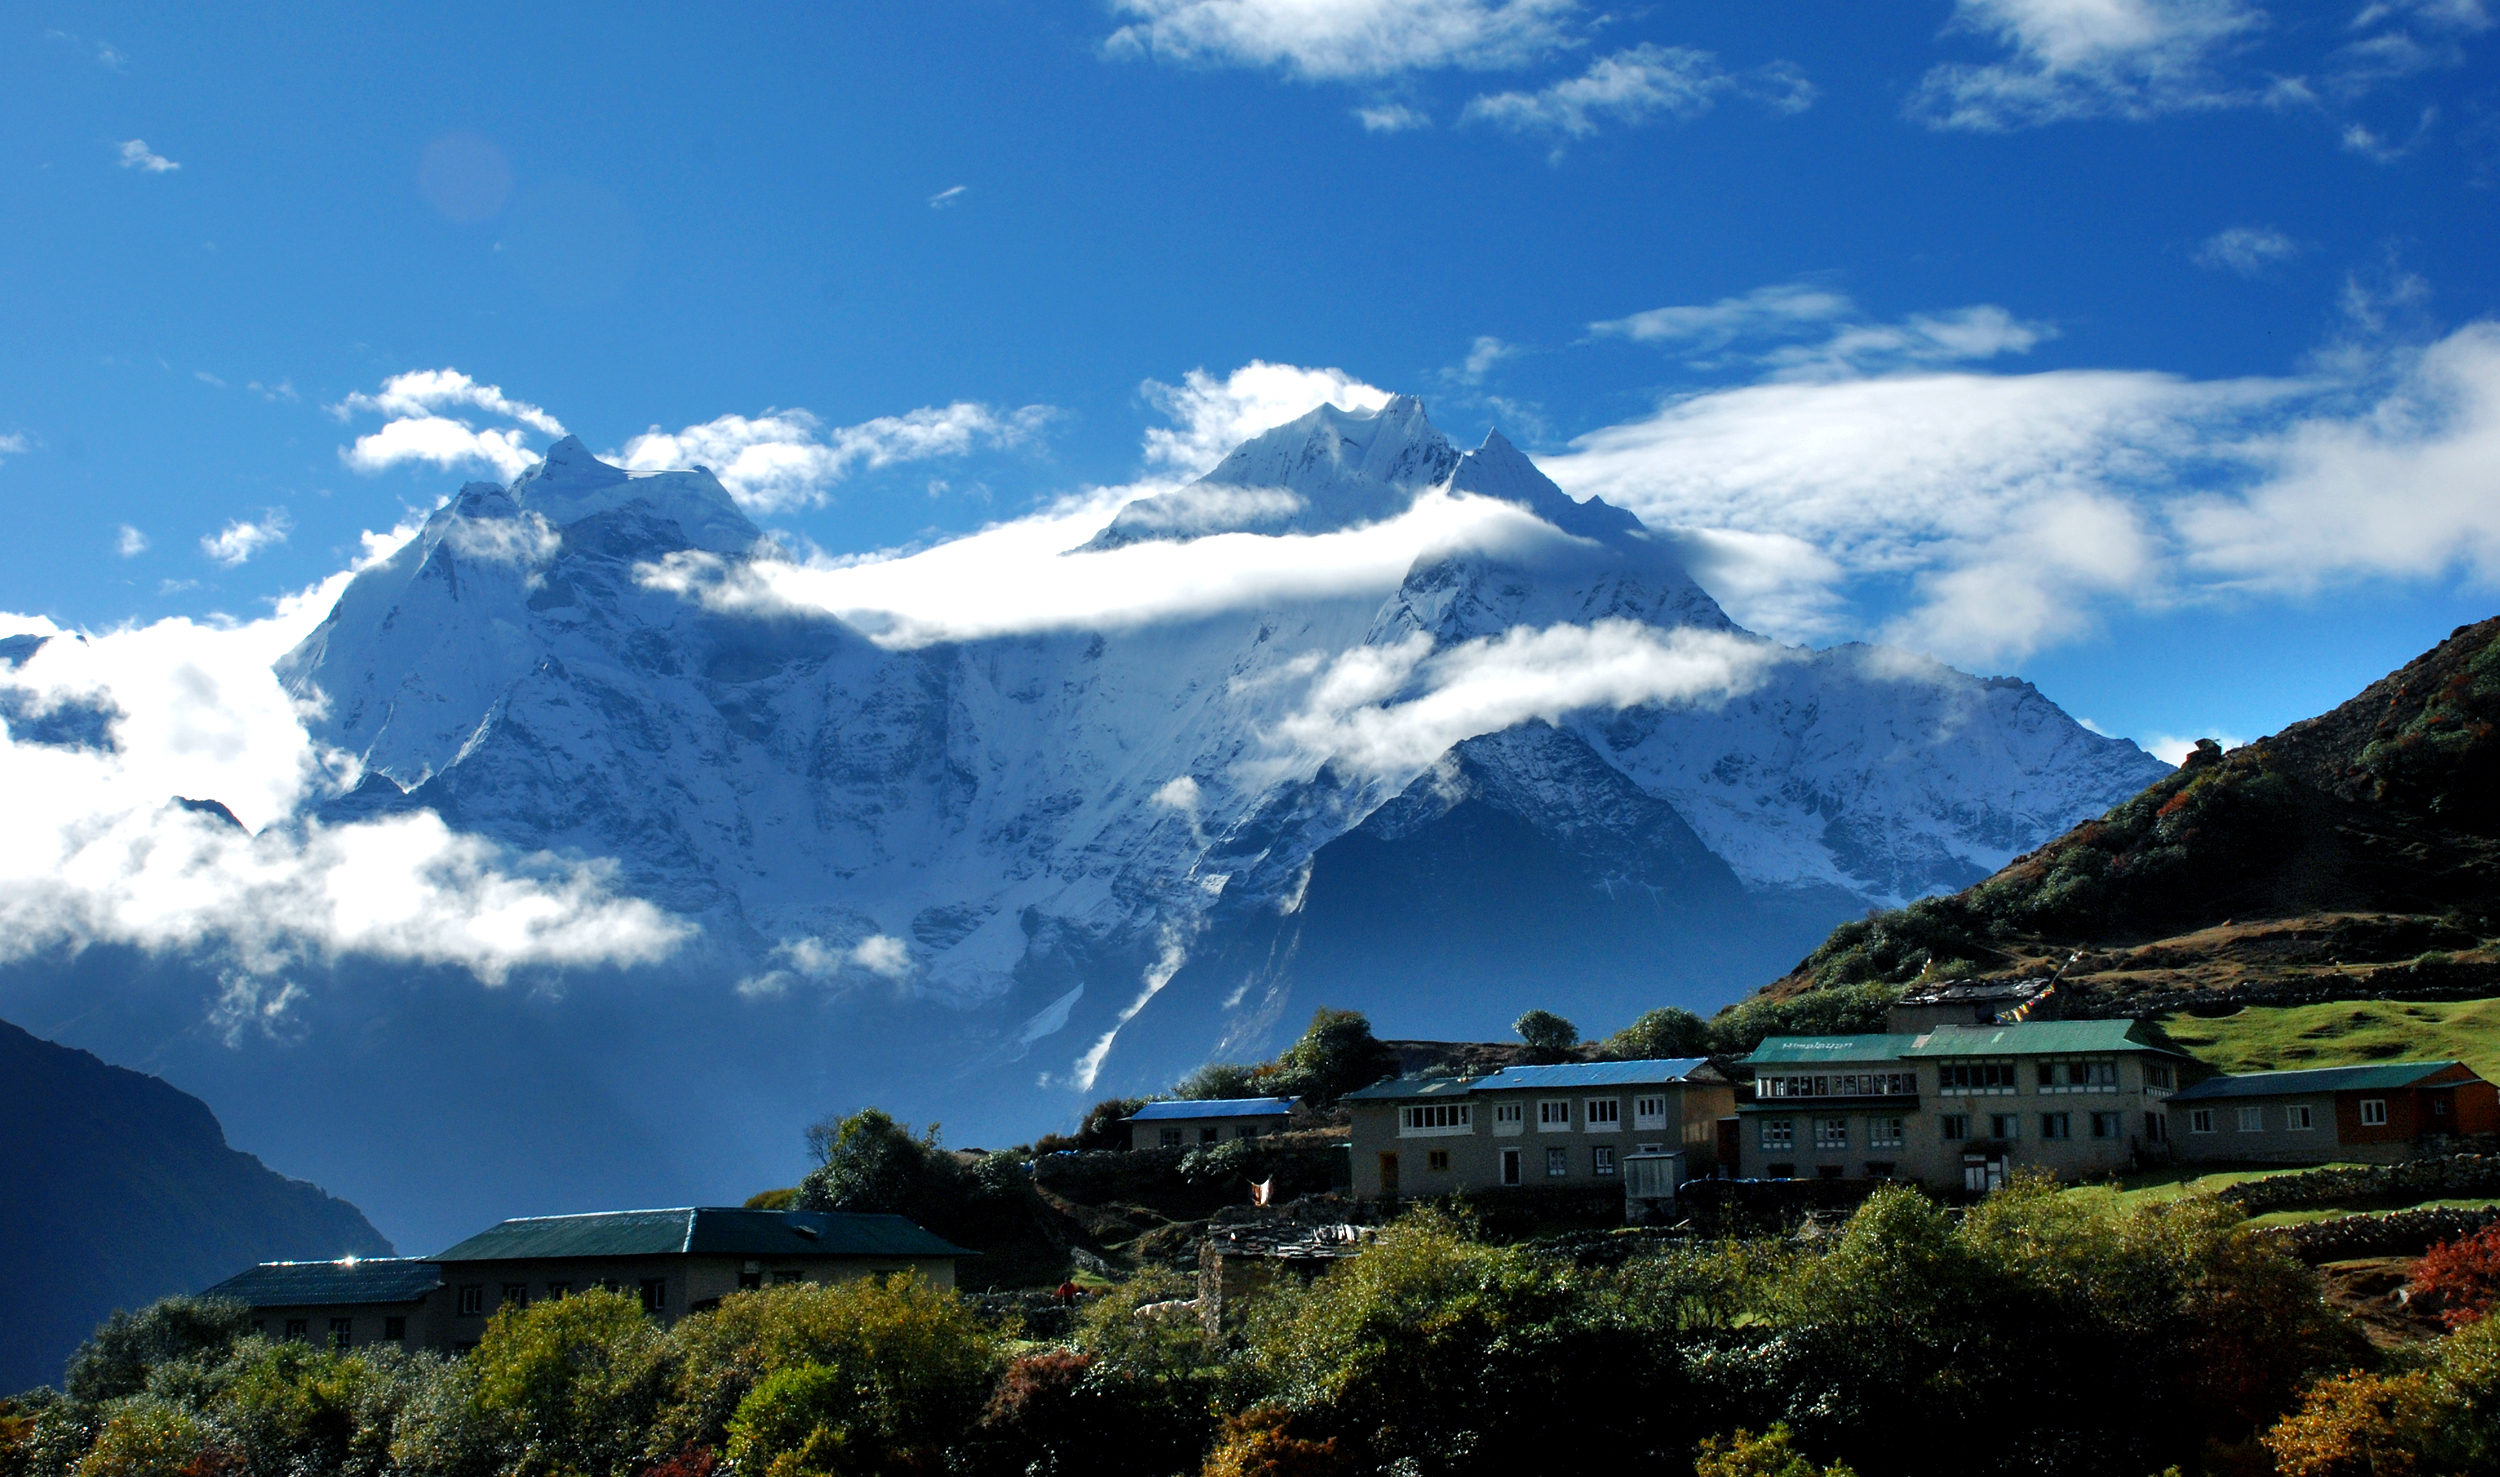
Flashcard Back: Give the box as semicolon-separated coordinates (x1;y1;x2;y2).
508;438;759;556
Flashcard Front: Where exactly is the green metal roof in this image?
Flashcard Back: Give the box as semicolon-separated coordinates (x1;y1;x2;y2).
1742;1034;1924;1066
433;1208;970;1262
1901;1021;2183;1058
203;1258;442;1307
1341;1058;1715;1102
2171;1062;2471;1100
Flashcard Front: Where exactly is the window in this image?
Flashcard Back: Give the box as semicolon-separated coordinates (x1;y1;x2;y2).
1989;1114;2021;1141
2041;1112;2071;1140
1399;1103;1474;1135
640;1279;668;1314
2038;1059;2120;1093
2191;1108;2214;1133
1539;1099;1571;1130
1635;1095;1667;1129
1235;1124;1260;1139
1501;1148;1522;1186
1494;1102;1524;1124
1426;1149;1450;1171
1760;1118;1794;1149
546;1283;570;1299
1546;1147;1569;1177
2237;1107;2266;1132
2435;1098;2451;1118
329;1318;353;1351
2091;1111;2122;1139
2290;1105;2315;1131
2361;1099;2389;1127
1870;1116;1904;1148
773;1270;804;1285
501;1283;529;1309
1593;1146;1617;1176
457;1286;484;1317
1586;1098;1621;1128
383;1317;406;1342
1200;1126;1221;1144
284;1319;308;1341
2145;1063;2175;1089
1758;1072;1917;1098
1934;1061;2020;1095
1940;1114;1970;1142
738;1270;762;1290
1815;1117;1848;1149
2146;1111;2168;1142
1159;1127;1183;1149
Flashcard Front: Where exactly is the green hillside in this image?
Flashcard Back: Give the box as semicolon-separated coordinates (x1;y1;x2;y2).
2160;997;2500;1082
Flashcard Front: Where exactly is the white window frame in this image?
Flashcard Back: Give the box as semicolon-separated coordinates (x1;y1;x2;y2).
1989;1113;2022;1141
2237;1106;2265;1133
2090;1111;2122;1140
2040;1112;2071;1141
1538;1099;1572;1131
1814;1117;1848;1150
1761;1117;1794;1150
2361;1098;2389;1127
1634;1095;1668;1130
1398;1103;1474;1137
2289;1104;2315;1131
1493;1101;1525;1136
1159;1127;1184;1149
1585;1097;1621;1131
2189;1108;2214;1134
1592;1145;1617;1177
1870;1116;1905;1149
1545;1146;1569;1177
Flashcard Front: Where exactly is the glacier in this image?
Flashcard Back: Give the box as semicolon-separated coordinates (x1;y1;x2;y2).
2;396;2165;1250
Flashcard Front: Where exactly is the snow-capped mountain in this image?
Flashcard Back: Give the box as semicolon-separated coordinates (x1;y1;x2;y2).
275;398;2165;1098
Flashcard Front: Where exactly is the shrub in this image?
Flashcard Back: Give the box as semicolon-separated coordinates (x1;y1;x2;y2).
2414;1223;2500;1328
722;1365;852;1477
71;1397;227;1477
1198;1406;1351;1477
466;1287;671;1477
1173;1063;1265;1100
1074;1098;1147;1152
1511;1010;1578;1057
1262;1009;1396;1109
2263;1370;2441;1477
207;1337;434;1477
967;1349;1215;1477
797;1109;969;1232
64;1298;253;1403
1694;1424;1859;1477
1601;1007;1712;1061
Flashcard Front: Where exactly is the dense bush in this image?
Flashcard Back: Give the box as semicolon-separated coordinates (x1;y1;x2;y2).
1260;1008;1398;1108
1510;1009;1579;1058
1708;982;1904;1054
1172;1064;1264;1101
2413;1221;2500;1328
1600;1006;1713;1060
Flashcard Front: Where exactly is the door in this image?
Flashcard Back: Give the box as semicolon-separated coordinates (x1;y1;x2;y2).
1501;1148;1521;1186
1378;1152;1400;1195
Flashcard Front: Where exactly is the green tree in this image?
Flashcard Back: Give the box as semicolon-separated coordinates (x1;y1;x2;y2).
1695;1424;1859;1477
466;1287;671;1477
1512;1010;1579;1058
64;1297;253;1403
795;1109;967;1231
1264;1009;1398;1109
1072;1098;1146;1152
70;1397;224;1477
1602;1006;1713;1060
1173;1062;1264;1100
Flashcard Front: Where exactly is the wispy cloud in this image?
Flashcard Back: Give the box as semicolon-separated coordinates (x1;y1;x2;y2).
1463;46;1813;139
335;369;565;436
1140;361;1393;476
1354;102;1432;131
116;139;179;173
0;433;29;465
617;402;1055;514
201;511;293;568
735;933;915;998
928;185;968;209
116;525;148;558
1594;282;2051;379
1908;0;2265;130
2194;225;2302;275
1104;0;1581;79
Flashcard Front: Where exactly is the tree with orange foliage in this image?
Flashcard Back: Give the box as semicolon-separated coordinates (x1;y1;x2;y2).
2411;1223;2500;1328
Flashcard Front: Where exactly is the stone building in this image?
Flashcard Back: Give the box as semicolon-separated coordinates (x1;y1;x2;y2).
1124;1096;1298;1149
2170;1061;2500;1164
1343;1059;1733;1199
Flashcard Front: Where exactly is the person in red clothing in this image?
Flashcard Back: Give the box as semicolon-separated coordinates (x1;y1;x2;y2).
1054;1280;1079;1305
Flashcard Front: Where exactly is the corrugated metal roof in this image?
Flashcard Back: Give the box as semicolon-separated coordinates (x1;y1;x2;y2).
1743;1034;1923;1065
2171;1062;2469;1100
433;1208;969;1262
1901;1021;2183;1057
1127;1097;1297;1121
204;1258;442;1307
1341;1058;1712;1101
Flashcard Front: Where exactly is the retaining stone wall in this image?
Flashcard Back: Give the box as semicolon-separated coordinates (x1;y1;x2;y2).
2257;1206;2500;1263
2216;1152;2500;1213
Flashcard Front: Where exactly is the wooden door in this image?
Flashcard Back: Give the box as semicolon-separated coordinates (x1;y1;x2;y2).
1378;1152;1400;1195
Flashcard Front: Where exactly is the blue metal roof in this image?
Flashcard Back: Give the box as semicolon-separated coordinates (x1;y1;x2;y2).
204;1258;442;1307
1127;1097;1297;1121
1341;1058;1713;1101
434;1208;969;1261
2171;1062;2470;1101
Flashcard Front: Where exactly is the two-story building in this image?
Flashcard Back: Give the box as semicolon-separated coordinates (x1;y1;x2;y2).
2170;1061;2500;1163
1124;1096;1298;1149
1344;1059;1733;1199
1735;1021;2185;1191
205;1206;969;1353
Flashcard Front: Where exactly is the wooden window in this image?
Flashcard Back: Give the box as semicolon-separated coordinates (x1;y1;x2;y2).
1870;1116;1905;1148
2361;1099;2389;1126
1592;1146;1617;1177
2040;1112;2071;1140
2090;1112;2122;1138
1159;1128;1183;1149
329;1318;353;1350
1989;1113;2021;1141
1939;1114;1970;1142
1545;1147;1569;1177
2289;1105;2315;1130
640;1279;667;1314
1426;1149;1450;1171
1538;1099;1571;1129
457;1286;484;1316
1399;1103;1473;1135
1585;1098;1621;1128
1814;1118;1847;1149
2189;1109;2214;1133
1760;1118;1794;1149
2237;1107;2265;1132
501;1283;529;1309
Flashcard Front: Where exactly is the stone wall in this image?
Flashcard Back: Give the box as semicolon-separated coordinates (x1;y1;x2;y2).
2216;1152;2500;1214
2256;1206;2500;1263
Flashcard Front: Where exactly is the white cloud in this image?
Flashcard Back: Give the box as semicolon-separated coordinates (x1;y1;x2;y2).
1462;46;1812;138
1595;283;2052;379
2141;730;2250;764
335;369;565;436
1104;0;1581;79
616;402;1054;514
928;185;968;209
0;575;687;990
0;433;28;464
734;932;915;997
1266;621;1790;776
1909;0;2265;130
200;511;293;568
1140;361;1394;476
642;482;1570;649
2195;225;2302;275
116;525;148;558
1355;102;1432;131
1539;310;2500;666
117;139;179;172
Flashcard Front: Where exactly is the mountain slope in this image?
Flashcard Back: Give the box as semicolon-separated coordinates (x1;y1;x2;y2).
1744;616;2500;1021
0;1016;392;1393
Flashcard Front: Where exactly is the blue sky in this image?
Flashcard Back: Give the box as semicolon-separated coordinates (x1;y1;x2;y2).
4;0;2498;756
